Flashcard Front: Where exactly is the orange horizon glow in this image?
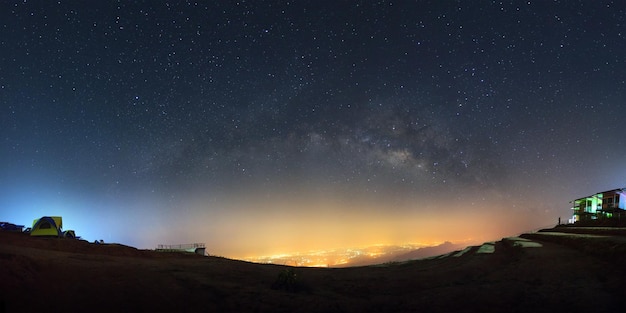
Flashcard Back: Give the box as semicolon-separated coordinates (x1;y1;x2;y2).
4;184;555;263
162;189;548;260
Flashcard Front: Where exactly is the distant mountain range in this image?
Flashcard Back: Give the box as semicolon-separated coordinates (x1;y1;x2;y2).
339;241;465;267
244;241;468;267
392;241;464;261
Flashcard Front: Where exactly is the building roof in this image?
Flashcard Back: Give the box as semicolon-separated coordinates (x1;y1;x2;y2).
571;188;625;202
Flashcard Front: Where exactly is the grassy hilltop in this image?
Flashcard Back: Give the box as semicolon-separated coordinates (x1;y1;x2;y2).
1;227;626;313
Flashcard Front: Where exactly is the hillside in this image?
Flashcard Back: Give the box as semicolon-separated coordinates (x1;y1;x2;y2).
1;229;626;312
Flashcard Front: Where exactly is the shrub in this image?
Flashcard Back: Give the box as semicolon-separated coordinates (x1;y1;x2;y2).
272;268;304;292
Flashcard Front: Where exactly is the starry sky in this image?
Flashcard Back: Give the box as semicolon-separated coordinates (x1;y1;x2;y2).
2;1;625;258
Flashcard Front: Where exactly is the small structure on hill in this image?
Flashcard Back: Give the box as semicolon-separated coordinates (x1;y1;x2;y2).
156;243;206;256
570;188;626;223
0;222;25;232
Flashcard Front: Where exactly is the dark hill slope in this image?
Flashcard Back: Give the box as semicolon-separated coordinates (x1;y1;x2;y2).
1;229;625;313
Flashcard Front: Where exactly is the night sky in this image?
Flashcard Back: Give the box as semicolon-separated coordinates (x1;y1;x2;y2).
2;1;625;258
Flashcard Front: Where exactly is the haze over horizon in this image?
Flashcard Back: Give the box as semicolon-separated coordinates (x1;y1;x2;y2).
2;1;625;259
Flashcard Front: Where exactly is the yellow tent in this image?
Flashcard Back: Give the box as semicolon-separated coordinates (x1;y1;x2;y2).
30;216;63;237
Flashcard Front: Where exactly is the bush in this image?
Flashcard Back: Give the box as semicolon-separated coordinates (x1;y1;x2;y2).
272;268;307;292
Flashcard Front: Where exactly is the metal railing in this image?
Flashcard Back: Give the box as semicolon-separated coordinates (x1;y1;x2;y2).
156;243;205;250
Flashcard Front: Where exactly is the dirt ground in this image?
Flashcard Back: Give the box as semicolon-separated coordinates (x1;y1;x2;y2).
1;229;625;313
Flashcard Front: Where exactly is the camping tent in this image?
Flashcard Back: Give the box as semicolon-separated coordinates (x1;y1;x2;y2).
30;216;63;237
63;230;76;238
